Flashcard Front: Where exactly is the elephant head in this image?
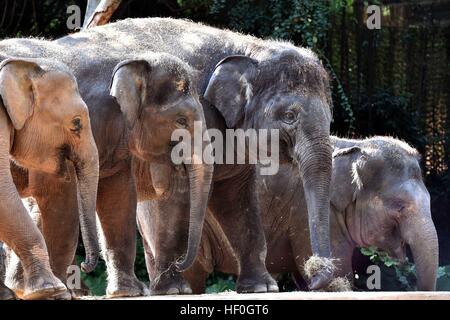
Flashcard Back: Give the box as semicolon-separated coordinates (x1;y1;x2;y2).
0;58;100;273
110;53;213;271
203;49;333;289
331;136;439;290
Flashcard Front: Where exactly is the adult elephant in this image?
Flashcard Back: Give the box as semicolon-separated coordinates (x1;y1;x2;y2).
173;136;439;292
1;17;333;296
0;57;99;299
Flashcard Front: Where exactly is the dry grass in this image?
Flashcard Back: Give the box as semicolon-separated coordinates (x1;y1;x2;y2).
303;255;352;292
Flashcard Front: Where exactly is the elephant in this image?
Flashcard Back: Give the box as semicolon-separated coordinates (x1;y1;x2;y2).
0;57;99;299
0;17;333;296
0;242;5;281
157;136;438;292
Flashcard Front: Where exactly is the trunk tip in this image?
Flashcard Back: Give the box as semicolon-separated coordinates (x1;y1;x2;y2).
175;256;193;272
81;256;99;273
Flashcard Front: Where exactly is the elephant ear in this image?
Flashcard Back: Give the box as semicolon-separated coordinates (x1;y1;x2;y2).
331;145;365;211
0;59;43;130
110;59;151;129
204;55;258;128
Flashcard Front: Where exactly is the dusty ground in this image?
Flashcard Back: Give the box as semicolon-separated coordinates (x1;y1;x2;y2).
81;291;450;300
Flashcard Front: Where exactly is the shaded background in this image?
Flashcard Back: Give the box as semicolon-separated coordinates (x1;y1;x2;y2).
1;0;449;293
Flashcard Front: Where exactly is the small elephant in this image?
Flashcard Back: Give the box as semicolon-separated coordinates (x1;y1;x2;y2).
0;57;99;300
175;136;439;292
109;53;212;295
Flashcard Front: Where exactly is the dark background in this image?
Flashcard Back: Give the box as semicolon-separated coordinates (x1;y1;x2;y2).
1;0;449;292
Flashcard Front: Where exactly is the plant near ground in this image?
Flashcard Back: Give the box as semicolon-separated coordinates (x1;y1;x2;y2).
360;246;450;291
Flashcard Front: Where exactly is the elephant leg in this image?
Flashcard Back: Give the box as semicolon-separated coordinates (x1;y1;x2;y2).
136;213;157;281
0;241;5;282
3;198;40;295
0;200;66;299
0;242;16;300
96;166;148;298
5;171;79;300
208;168;278;293
137;200;193;295
31;170;79;300
182;261;209;294
0;280;16;300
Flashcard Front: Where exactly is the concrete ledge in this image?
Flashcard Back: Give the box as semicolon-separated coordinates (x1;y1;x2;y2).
94;291;450;300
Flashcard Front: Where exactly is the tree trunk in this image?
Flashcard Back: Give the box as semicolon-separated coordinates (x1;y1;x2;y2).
83;0;122;29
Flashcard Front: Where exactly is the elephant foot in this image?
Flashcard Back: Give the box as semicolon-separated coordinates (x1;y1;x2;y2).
22;272;67;300
106;274;149;298
236;272;279;293
47;289;73;300
150;274;192;295
0;282;18;300
70;287;91;299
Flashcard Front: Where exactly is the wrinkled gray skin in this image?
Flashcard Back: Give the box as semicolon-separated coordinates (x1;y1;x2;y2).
0;17;333;295
176;136;439;292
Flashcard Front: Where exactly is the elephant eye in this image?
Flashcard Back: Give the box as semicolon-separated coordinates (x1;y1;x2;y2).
70;117;82;136
176;117;188;128
282;110;297;124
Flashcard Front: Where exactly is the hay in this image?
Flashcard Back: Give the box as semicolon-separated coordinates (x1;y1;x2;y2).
303;255;352;292
303;255;336;279
326;277;352;292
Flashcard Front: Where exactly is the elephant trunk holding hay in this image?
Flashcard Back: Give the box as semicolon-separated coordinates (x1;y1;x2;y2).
166;136;438;292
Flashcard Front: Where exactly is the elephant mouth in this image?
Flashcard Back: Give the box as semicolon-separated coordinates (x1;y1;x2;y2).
390;241;407;263
279;137;295;164
56;144;75;181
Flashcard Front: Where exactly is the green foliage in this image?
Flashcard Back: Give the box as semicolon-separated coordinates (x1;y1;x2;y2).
76;232;148;296
135;234;149;282
75;255;108;296
205;272;235;293
359;246;415;290
177;0;331;50
356;90;423;145
360;247;450;291
360;246;398;267
437;266;450;291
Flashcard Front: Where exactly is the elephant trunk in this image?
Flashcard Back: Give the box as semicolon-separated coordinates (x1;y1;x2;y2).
400;206;439;291
295;135;333;289
175;123;213;271
73;135;100;273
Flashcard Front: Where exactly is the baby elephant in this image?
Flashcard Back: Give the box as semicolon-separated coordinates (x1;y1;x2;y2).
111;53;212;295
176;136;438;292
0;57;99;299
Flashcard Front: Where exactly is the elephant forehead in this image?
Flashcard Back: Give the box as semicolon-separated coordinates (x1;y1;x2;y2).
259;93;322;112
258;59;329;91
36;71;77;94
